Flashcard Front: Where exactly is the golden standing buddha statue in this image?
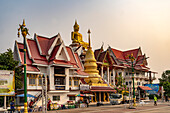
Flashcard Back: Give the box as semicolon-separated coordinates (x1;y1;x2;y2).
71;20;89;49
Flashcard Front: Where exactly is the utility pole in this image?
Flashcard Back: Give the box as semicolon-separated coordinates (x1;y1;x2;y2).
42;75;44;113
45;74;47;113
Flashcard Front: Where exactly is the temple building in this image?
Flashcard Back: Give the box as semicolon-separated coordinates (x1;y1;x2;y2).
94;46;157;89
13;20;157;105
14;33;88;104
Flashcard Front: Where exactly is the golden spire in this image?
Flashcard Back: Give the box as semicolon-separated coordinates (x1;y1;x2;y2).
88;29;91;48
84;29;102;84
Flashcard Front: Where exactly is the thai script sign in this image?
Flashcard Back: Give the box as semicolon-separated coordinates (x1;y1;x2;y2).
0;70;15;96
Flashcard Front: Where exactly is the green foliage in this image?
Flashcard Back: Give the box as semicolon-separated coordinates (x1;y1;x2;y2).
159;70;170;96
0;48;22;90
116;72;124;87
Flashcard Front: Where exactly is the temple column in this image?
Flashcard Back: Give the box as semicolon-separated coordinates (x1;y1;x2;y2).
103;92;106;102
91;93;93;102
107;66;110;83
99;92;101;102
95;92;97;102
107;93;109;101
101;65;103;78
112;69;115;86
109;71;111;84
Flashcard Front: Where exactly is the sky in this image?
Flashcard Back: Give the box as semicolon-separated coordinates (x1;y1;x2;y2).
0;0;170;82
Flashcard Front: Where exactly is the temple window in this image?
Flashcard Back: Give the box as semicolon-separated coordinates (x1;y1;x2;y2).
69;96;75;101
74;77;79;87
38;75;42;86
54;76;65;85
69;78;72;87
29;74;36;86
53;96;60;101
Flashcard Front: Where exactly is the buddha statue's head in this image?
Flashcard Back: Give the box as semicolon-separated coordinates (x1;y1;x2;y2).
74;20;79;32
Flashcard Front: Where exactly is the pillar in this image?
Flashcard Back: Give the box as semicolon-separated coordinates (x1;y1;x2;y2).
103;92;106;102
95;92;97;102
112;69;115;86
99;92;101;102
107;66;110;83
101;66;103;78
107;93;109;101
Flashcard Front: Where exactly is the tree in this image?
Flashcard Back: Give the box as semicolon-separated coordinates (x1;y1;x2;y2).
159;70;170;96
0;48;22;90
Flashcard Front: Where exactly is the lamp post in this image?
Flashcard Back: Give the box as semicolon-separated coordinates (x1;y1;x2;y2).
18;19;30;113
126;54;149;107
127;54;136;107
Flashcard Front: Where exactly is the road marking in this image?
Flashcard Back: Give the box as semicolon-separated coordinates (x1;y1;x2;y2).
125;106;170;113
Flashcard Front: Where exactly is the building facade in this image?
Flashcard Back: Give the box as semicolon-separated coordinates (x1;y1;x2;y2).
14;33;88;104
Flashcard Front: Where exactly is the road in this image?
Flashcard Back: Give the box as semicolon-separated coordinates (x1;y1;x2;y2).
35;102;170;113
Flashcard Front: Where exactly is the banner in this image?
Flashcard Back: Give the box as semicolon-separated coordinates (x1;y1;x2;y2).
0;70;15;96
144;84;161;95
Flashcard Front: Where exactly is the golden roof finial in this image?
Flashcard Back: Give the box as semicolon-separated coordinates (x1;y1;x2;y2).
22;19;26;27
88;29;91;48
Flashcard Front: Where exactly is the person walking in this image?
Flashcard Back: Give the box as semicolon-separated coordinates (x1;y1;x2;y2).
154;95;157;106
10;100;15;113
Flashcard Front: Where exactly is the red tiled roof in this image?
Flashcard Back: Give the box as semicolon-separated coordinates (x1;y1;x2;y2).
98;52;106;62
27;39;48;65
25;65;40;72
49;45;60;61
36;35;56;55
138;86;152;90
66;47;77;65
111;48;124;59
74;53;83;70
16;34;84;73
17;43;32;65
94;49;100;60
123;48;139;60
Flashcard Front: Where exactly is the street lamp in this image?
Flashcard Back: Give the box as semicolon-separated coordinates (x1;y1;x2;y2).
126;54;149;107
18;19;30;113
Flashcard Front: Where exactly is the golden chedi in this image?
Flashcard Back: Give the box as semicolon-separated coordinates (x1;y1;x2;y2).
71;20;89;49
84;29;106;86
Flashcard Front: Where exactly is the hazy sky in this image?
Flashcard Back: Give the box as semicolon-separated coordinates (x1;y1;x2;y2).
0;0;170;82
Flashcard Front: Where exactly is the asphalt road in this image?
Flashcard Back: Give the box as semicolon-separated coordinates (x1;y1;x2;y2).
44;102;170;113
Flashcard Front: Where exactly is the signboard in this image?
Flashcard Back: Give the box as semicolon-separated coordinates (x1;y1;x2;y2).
144;84;161;95
0;70;15;96
55;86;65;90
80;84;90;91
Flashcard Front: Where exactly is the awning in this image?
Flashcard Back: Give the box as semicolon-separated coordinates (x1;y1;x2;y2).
138;86;152;90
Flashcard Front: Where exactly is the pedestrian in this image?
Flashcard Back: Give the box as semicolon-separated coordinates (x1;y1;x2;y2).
154;95;157;106
29;99;34;108
165;94;169;102
47;99;51;111
85;98;89;107
10;100;15;113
